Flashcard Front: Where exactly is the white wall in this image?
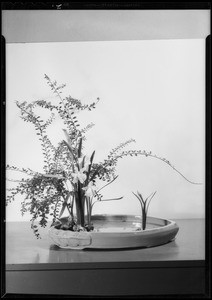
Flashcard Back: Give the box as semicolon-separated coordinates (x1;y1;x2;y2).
6;39;205;221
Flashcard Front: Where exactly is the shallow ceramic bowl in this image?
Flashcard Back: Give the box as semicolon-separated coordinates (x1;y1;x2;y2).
48;214;179;250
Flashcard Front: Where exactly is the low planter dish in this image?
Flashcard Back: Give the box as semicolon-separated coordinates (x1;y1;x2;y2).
48;215;179;250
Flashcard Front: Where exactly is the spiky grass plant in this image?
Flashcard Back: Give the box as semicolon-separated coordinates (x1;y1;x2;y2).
6;75;201;238
132;191;157;230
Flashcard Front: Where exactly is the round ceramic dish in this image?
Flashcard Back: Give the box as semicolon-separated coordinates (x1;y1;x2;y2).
48;215;179;250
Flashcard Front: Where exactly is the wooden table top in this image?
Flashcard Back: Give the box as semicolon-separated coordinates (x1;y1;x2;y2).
6;218;205;270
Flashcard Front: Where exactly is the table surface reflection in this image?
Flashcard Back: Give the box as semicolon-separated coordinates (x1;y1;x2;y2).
6;219;205;269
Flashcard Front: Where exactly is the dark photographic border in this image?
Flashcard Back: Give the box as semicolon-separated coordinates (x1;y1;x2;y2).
1;2;211;298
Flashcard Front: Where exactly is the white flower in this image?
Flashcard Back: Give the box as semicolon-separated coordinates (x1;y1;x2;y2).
82;182;96;197
72;170;87;184
71;155;91;184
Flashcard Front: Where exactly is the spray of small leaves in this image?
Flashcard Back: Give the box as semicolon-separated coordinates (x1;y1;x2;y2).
6;75;201;238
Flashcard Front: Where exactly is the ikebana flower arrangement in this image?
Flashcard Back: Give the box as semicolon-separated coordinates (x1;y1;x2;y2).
6;75;200;241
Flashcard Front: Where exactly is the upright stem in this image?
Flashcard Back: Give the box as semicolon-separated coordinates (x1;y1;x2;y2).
70;197;74;219
142;205;147;230
66;200;73;219
86;196;92;225
75;183;85;227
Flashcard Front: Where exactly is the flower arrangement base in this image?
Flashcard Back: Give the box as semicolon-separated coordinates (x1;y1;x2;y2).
48;215;179;250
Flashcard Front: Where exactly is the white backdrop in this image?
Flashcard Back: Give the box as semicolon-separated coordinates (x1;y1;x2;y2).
6;39;205;221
